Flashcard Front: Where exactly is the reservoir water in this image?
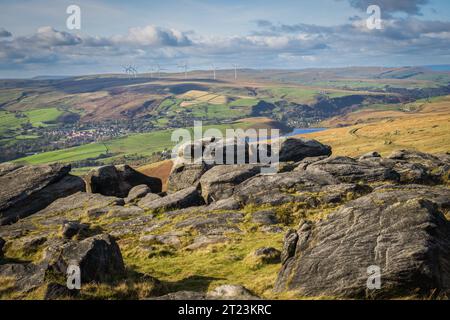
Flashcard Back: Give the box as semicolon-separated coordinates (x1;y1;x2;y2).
284;128;327;137
247;128;327;142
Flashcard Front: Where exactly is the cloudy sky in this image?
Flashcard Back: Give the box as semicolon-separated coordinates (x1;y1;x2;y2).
1;0;450;78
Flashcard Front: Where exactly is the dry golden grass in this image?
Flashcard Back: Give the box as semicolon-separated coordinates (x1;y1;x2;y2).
305;96;450;157
180;90;228;106
137;159;173;192
179;101;197;107
181;90;210;99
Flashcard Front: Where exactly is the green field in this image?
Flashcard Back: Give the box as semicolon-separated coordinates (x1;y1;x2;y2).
268;87;320;104
0;107;63;137
228;98;259;107
153;96;256;121
23;107;64;127
0;111;27;135
187;103;250;119
14;121;260;165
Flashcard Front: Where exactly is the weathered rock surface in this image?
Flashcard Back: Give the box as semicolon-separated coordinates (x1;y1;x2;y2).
200;165;262;203
138;186;204;211
359;150;450;184
85;165;162;198
387;149;445;167
207;285;260;300
0;234;125;294
205;137;251;164
234;170;366;206
168;162;213;193
136;192;162;209
251;210;279;225
0;192;125;230
124;185;151;204
1;147;449;300
294;156;329;171
277;137;332;162
206;197;242;211
174;136;252;166
185;235;229;250
42;282;76;300
0;163;85;225
140;233;182;248
152;291;207;300
45;234;125;283
16;235;47;255
153;285;259;300
274;186;450;298
0;262;48;293
176;212;244;235
0;236;5;259
358;151;381;161
61;221;89;239
306;156;400;183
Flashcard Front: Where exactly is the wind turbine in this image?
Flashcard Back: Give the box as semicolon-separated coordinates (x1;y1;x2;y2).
129;65;138;78
122;65;134;79
154;64;168;79
148;66;155;79
233;63;239;80
177;61;188;79
155;64;161;79
211;64;217;80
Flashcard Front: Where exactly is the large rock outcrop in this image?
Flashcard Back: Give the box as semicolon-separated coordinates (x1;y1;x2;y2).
44;234;125;283
138;186;204;211
305;156;400;183
85;165;162;198
0;234;126;295
175;137;251;166
360;150;450;184
168;162;213;193
0;163;86;225
233;169;370;206
277;137;332;162
199;164;262;203
274;185;450;298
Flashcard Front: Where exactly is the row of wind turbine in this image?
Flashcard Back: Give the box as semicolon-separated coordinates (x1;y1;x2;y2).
123;63;240;80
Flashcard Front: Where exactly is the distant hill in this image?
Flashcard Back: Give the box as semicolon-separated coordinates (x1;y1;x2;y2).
423;65;450;72
31;75;72;80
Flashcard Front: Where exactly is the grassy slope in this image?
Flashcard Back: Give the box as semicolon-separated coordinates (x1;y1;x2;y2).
23;107;64;127
0;107;63;138
0;111;26;136
303;95;450;157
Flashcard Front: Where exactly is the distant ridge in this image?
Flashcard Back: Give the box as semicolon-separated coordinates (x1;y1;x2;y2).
423;65;450;72
31;75;72;80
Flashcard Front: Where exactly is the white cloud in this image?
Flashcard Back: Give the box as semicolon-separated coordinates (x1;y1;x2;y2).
116;25;192;47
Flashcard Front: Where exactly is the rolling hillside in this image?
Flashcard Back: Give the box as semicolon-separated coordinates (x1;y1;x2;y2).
304;95;450;156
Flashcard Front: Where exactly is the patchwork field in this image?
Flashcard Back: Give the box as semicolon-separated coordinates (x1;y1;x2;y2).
0;107;64;136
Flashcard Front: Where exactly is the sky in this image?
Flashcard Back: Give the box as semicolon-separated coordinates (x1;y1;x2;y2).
0;0;450;78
